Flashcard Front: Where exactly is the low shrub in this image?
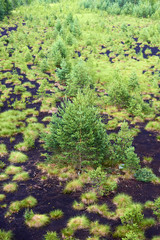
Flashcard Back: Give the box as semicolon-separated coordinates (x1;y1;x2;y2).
120;204;144;227
134;168;156;182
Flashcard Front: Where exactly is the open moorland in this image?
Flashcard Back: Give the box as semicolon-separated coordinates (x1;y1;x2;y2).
0;0;160;239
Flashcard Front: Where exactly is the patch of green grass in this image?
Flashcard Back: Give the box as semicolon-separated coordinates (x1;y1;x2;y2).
143;156;153;163
0;110;26;137
113;193;132;208
145;121;160;132
81;191;97;205
89;221;110;237
6;196;37;217
3;182;18;193
0;144;8;157
0;229;13;240
152;237;160;240
12;171;29;181
43;231;60;240
9;151;28;163
25;213;50;228
5;165;23;175
87;203;113;218
64;179;83;193
49;209;63;219
0;161;5;169
0;173;9;181
0;194;6;202
67;215;90;231
72;201;85;210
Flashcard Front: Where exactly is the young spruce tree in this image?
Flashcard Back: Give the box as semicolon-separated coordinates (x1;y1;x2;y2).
43;90;109;169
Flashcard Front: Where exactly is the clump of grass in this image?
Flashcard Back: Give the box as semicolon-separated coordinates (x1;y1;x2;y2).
143;156;153;163
64;179;83;193
43;231;60;240
152;237;160;240
6;201;22;216
113;193;132;208
86;237;100;240
90;221;110;237
157;135;160;141
145;121;160;132
12;171;29;181
0;161;5;169
9;151;28;163
113;225;129;238
144;200;154;209
78;172;90;183
25;213;50;228
5;165;23;175
3;182;18;193
49;209;63;219
6;196;37;217
81;191;97;205
87;203;112;218
61;228;74;239
0;194;6;202
21;196;38;208
0;144;8;157
72;201;85;210
0;229;13;240
67;215;90;231
141;218;155;229
0;173;9;181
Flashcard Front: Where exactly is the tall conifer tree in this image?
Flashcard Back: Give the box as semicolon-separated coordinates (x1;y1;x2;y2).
43;90;109;169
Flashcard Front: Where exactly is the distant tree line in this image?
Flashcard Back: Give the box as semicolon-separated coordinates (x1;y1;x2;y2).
81;0;160;18
0;0;33;20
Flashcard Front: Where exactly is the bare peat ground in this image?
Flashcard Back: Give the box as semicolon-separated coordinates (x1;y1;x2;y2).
0;18;160;240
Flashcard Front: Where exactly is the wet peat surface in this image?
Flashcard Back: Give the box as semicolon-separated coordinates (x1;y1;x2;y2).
0;20;160;240
0;125;159;240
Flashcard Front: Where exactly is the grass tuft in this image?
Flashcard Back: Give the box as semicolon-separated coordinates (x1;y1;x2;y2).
9;151;28;163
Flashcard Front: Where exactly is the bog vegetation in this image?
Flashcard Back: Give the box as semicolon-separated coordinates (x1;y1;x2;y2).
0;0;160;239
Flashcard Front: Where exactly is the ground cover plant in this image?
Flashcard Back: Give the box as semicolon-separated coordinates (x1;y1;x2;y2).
0;0;159;239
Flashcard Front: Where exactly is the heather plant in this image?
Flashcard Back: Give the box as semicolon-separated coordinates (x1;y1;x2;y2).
120;204;144;228
134;168;156;182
